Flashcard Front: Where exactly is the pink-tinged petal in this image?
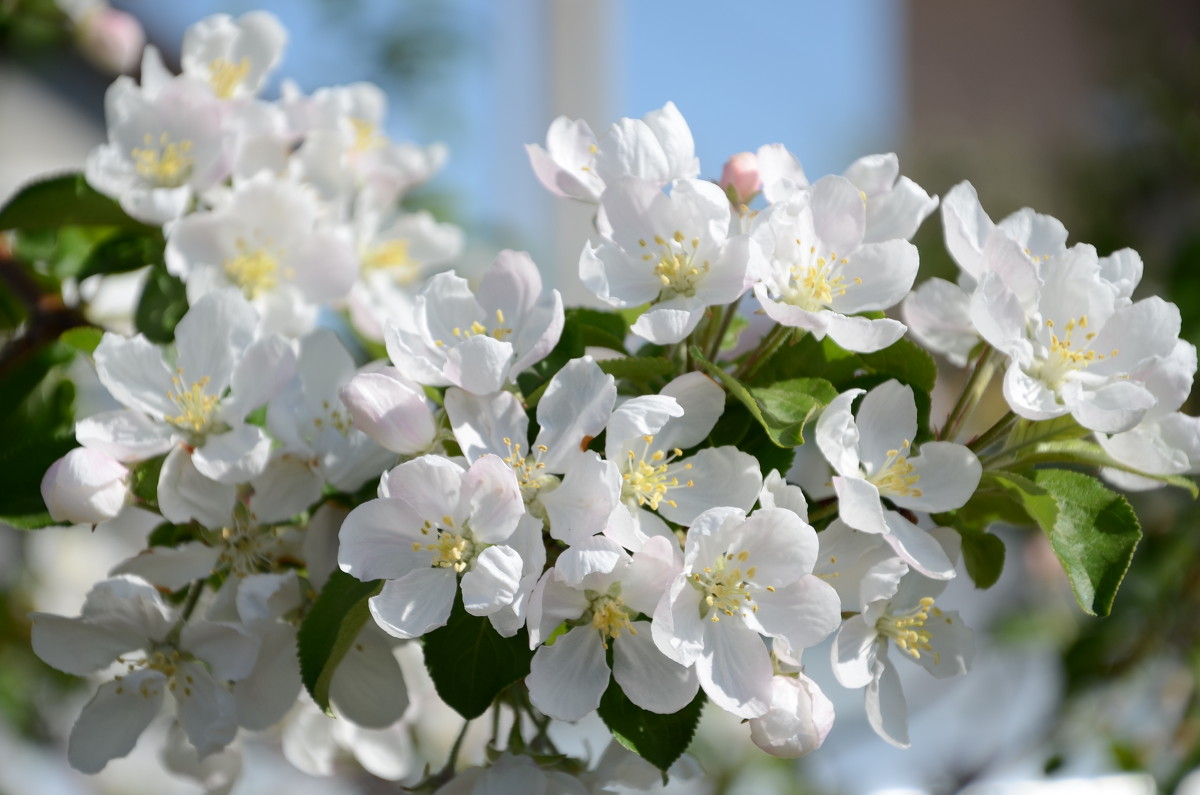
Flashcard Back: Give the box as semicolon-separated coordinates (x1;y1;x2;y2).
110;542;221;591
192;424;271;484
879;512;956;580
157;446;236;528
1003;364;1066;421
478;249;544;319
41;448;129;524
68;669;165;773
940;181;992;281
893;441;981;513
180;620;258;681
381;455;463;519
832;476;889;535
463;454;524;543
30;614;143;675
748;575;841;650
75;409;175;462
443;334;513;395
541;454;621;544
749;673;835;758
527;625;609;721
342;371;437;455
368;569;456;639
461;545;523;615
613;622;698;714
757;143;808;203
823;313;907;354
329;626;408;728
658;447;762;526
338;497;431;581
248;453;323;523
526;141;601;202
855;380;917;473
631;300;704;345
810;175;866;255
534;357;616;471
695;621;772;718
830;239;919;314
651;575;706;667
865;653;910;748
234;623;299;730
815;389;865;477
175;661;238;757
831;617;879;689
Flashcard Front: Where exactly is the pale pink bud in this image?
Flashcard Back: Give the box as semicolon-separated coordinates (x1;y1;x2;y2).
749;674;835;758
41;448;129;524
720;151;762;205
77;6;145;75
339;368;437;455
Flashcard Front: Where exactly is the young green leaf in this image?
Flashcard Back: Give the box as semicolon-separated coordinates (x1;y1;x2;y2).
0;173;152;231
135;265;189;344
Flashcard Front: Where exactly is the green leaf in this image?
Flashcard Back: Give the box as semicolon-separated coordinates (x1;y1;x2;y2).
564;307;628;354
135;265;189;344
422;590;534;719
989;469;1141;616
597;677;704;773
598;356;675;383
762;334;937;395
1002;439;1199;497
0;511;63;530
297;570;383;714
0;173;151;231
78;230;166;280
129;455;167;507
958;528;1007;589
14;227;113;280
693;346;836;447
857;337;938;395
60;327;104;355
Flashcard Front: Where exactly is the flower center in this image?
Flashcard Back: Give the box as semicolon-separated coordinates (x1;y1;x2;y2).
587;591;637;648
224;241;284;298
362;239;419;284
868;439;922;499
209;56;251;99
876;596;941;662
501;437;560;509
166;372;219;435
621;435;693;511
115;649;198;698
413;515;477;573
131;133;195;187
311;399;353;438
639;231;709;300
1036;315;1116;388
690;549;764;622
433;309;513;347
350;117;383;153
782;244;861;312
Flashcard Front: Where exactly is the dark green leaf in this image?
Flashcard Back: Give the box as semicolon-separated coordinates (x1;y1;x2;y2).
78;230;165;280
135;265;189;344
60;327;104;355
989;469;1141;616
0;173;152;232
0;511;63;530
422;590;534;719
565;307;628;354
597;677;704;773
959;528;1006;589
14;227;112;280
129;455;167;507
297;570;383;713
598;356;675;383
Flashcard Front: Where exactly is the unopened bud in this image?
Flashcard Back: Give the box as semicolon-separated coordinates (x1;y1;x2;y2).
339;368;437;455
77;6;145;75
720;151;762;205
41;448;130;524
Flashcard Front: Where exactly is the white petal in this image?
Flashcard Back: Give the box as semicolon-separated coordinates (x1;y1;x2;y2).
526;625;608;721
651;575;706;667
192;424;271;483
613;622;698;714
68;669;165;774
248;453;324;523
879;512;956;580
338;497;430;581
815;389;864;476
444;386;527;462
749;576;841;650
443;334;513;394
831;618;880;689
75;409;175;462
855;380;917;473
175;661;239;757
658;447;763;525
343;370;437;455
630;300;705;345
832;476;889;535
369;569;456;638
894;441;981;513
157;446;237;528
749;673;835;758
655;371;727;451
540;453;620;544
31;613;142;675
93;333;175;418
534;357;616;471
234;623;300;730
461;545;523;615
695;621;772;718
823;314;907;354
330;627;409;728
1003;364;1066;421
865;654;909;748
462;454;524;543
110;542;221;591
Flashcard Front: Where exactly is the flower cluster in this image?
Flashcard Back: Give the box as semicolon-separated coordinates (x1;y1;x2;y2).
18;9;1199;792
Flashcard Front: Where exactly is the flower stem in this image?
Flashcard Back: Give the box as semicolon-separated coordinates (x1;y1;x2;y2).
939;345;995;442
707;293;744;362
968;410;1018;456
734;323;790;381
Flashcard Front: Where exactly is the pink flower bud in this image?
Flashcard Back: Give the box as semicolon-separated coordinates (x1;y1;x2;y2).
77;6;145;75
41;448;129;524
720;151;762;205
339;368;437;455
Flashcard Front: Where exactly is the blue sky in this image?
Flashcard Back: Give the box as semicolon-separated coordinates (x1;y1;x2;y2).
117;0;904;256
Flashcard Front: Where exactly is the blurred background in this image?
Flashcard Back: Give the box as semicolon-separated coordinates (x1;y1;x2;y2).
2;1;1199;793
